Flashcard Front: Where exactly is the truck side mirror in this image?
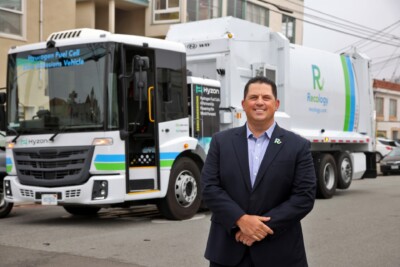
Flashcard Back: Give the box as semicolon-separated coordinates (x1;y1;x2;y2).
0;92;6;131
133;56;149;109
134;56;149;71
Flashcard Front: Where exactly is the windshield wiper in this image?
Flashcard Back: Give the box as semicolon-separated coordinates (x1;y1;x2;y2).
49;126;66;142
8;127;21;143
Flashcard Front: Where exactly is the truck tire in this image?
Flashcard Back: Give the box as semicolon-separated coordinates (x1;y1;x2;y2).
157;157;201;220
315;153;337;199
63;206;101;216
335;152;353;189
0;182;13;218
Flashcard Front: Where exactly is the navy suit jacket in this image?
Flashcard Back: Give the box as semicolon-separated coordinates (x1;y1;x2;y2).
201;124;316;267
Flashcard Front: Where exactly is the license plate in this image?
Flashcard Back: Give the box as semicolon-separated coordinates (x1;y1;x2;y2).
41;194;58;205
391;165;399;170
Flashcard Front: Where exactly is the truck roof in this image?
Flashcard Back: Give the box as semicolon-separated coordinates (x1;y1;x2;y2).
167;16;270;43
9;28;186;54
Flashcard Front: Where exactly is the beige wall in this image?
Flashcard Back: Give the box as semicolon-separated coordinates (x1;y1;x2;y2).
42;0;76;38
95;6;109;31
76;1;96;29
116;9;145;36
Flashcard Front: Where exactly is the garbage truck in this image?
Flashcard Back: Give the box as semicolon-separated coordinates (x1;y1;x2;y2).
3;17;376;220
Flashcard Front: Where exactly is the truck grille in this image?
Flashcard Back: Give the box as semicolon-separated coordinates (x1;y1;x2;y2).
13;146;94;187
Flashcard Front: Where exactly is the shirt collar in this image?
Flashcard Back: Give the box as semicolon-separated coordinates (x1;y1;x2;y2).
246;121;276;139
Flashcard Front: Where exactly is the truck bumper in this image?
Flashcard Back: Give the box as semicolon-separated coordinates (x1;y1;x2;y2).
3;175;127;205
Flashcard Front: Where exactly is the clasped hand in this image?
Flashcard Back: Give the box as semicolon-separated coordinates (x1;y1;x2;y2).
235;214;274;246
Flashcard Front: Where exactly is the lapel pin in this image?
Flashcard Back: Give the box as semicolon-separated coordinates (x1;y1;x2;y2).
274;138;282;144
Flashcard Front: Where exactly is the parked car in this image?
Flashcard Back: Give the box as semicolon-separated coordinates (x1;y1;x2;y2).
380;148;400;175
0;131;14;218
375;137;397;162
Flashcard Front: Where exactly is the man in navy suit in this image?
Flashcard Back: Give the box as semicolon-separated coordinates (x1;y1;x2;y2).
201;76;316;267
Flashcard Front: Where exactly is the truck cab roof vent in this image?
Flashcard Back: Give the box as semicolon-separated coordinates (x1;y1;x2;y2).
48;30;82;41
46;28;110;42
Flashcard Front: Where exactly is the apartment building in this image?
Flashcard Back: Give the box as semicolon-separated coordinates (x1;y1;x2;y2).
0;0;304;88
374;79;400;140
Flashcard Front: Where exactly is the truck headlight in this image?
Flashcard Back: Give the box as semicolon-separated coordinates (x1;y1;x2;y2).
92;138;113;146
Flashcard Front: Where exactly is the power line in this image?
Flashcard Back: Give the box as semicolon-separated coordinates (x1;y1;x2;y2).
265;6;400;47
279;0;400;49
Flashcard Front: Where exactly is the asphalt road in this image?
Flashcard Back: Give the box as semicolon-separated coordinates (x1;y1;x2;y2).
0;175;399;267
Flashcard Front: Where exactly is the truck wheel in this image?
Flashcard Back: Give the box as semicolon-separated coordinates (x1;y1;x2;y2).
63;206;101;216
0;183;14;218
335;152;353;189
315;153;337;199
157;157;201;220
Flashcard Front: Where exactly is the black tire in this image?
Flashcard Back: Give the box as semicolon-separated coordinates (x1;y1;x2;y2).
0;191;13;219
0;179;14;218
63;206;101;216
157;157;201;220
335;152;353;189
315;153;337;199
375;152;382;163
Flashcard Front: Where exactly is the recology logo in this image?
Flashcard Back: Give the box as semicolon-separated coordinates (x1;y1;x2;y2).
307;64;329;107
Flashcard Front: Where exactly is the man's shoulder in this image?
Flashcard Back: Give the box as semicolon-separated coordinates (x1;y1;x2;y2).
278;126;309;144
213;126;244;140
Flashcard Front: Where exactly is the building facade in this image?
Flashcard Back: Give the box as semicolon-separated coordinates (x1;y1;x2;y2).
373;79;400;141
0;0;305;88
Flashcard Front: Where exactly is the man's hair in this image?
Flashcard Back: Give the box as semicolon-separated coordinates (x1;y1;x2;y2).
244;76;277;99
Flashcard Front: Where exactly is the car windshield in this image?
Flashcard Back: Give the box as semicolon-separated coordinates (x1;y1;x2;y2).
7;43;112;134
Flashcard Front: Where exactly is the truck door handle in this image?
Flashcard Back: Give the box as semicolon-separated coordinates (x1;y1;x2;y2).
148;86;155;123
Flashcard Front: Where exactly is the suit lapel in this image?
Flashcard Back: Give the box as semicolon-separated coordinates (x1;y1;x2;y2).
232;125;252;192
252;124;285;191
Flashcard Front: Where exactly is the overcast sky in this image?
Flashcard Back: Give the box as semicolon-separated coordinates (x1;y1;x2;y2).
303;0;400;81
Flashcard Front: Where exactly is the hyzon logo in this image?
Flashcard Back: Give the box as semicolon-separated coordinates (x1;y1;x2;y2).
195;85;203;94
311;64;324;90
19;138;50;146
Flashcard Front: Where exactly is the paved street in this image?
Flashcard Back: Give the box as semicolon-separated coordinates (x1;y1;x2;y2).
1;175;399;267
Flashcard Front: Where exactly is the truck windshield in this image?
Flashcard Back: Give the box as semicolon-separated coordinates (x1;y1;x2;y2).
7;43;116;134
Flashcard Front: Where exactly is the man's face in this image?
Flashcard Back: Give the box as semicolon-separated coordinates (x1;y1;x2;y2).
241;82;280;128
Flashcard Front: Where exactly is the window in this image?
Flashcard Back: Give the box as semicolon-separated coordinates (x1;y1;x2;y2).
376;131;386;138
187;0;222;22
153;0;180;23
0;0;24;37
227;0;244;19
375;97;384;118
246;2;269;26
155;50;186;122
389;99;397;120
227;1;269;27
282;15;296;43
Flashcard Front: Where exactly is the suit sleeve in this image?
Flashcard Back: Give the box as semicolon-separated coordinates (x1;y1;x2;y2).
263;139;316;237
201;134;246;233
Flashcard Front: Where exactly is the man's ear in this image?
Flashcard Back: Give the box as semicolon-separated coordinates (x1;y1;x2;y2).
275;99;280;111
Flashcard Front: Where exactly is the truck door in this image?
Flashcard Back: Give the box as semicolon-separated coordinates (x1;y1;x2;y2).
123;47;158;192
